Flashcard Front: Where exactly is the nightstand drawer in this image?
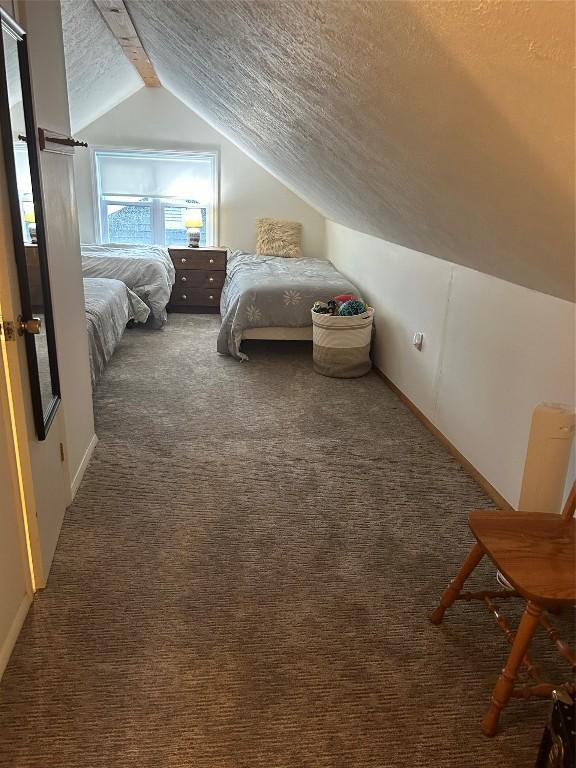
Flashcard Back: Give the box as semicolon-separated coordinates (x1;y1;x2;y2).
170;287;221;307
174;270;225;289
169;250;226;271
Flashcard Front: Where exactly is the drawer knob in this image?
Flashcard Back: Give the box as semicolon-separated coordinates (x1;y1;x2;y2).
209;258;214;264
181;276;187;282
209;295;214;300
182;294;187;300
181;257;187;264
209;277;214;282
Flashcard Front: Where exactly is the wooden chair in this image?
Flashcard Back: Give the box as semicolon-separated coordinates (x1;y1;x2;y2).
430;484;576;736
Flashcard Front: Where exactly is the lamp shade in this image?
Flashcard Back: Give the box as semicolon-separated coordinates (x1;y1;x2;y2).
183;208;202;229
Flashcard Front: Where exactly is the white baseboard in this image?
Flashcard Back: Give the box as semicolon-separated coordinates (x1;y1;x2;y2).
70;433;98;501
0;594;32;681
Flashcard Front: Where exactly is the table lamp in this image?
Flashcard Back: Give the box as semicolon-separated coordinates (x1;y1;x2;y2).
24;209;36;244
183;208;203;248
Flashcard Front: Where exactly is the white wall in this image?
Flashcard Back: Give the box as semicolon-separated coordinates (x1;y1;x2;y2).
73;87;325;258
327;220;576;509
22;0;96;505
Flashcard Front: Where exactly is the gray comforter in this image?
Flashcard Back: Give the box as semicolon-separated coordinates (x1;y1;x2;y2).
84;277;150;386
217;251;359;359
81;243;175;328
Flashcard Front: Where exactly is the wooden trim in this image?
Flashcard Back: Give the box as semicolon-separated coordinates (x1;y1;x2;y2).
93;0;160;87
374;367;514;512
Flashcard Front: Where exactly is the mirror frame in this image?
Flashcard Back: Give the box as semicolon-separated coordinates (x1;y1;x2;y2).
0;7;60;440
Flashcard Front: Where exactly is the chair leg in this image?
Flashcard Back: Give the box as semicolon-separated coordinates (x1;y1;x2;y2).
481;600;543;737
430;543;484;625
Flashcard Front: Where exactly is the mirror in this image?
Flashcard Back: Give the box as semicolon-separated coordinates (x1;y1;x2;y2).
0;8;60;439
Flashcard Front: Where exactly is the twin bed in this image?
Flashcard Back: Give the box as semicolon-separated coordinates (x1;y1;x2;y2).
83;278;150;386
81;244;175;328
81;243;175;385
217;250;358;360
81;242;357;383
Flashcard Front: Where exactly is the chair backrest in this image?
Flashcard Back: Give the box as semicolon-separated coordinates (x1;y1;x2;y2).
561;482;576;520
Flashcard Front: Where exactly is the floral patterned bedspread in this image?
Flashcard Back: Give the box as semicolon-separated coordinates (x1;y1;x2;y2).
217;251;358;359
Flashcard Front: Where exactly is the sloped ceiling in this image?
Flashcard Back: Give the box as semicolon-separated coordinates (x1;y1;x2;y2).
63;0;575;300
61;0;143;131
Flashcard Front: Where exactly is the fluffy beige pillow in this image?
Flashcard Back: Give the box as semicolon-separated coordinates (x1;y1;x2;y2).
256;218;302;258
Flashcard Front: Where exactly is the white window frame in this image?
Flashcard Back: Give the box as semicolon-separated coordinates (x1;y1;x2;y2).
91;147;220;246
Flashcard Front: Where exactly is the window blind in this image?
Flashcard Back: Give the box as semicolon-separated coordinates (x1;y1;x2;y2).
96;151;216;204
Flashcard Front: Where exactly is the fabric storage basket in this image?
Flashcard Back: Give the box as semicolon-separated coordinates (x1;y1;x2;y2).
311;308;374;378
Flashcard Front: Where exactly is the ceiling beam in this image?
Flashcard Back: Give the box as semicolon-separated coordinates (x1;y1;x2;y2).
93;0;160;87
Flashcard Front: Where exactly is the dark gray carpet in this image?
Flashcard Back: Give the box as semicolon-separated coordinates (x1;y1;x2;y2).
0;315;571;767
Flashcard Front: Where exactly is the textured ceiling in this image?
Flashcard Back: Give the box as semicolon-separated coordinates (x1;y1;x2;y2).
61;0;142;131
63;0;575;300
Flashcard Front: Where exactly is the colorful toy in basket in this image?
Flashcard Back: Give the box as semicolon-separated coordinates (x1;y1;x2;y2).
312;295;371;317
334;294;356;304
327;299;339;316
338;299;368;316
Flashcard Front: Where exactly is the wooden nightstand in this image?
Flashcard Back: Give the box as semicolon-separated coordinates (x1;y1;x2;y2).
167;247;227;313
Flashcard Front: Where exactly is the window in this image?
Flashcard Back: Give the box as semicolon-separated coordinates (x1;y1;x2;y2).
94;149;218;247
14;142;35;242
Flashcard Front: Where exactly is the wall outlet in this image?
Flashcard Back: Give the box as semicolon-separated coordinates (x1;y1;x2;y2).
413;332;424;351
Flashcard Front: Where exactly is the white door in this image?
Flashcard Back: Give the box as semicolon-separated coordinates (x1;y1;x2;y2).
0;151;68;588
0;340;33;679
